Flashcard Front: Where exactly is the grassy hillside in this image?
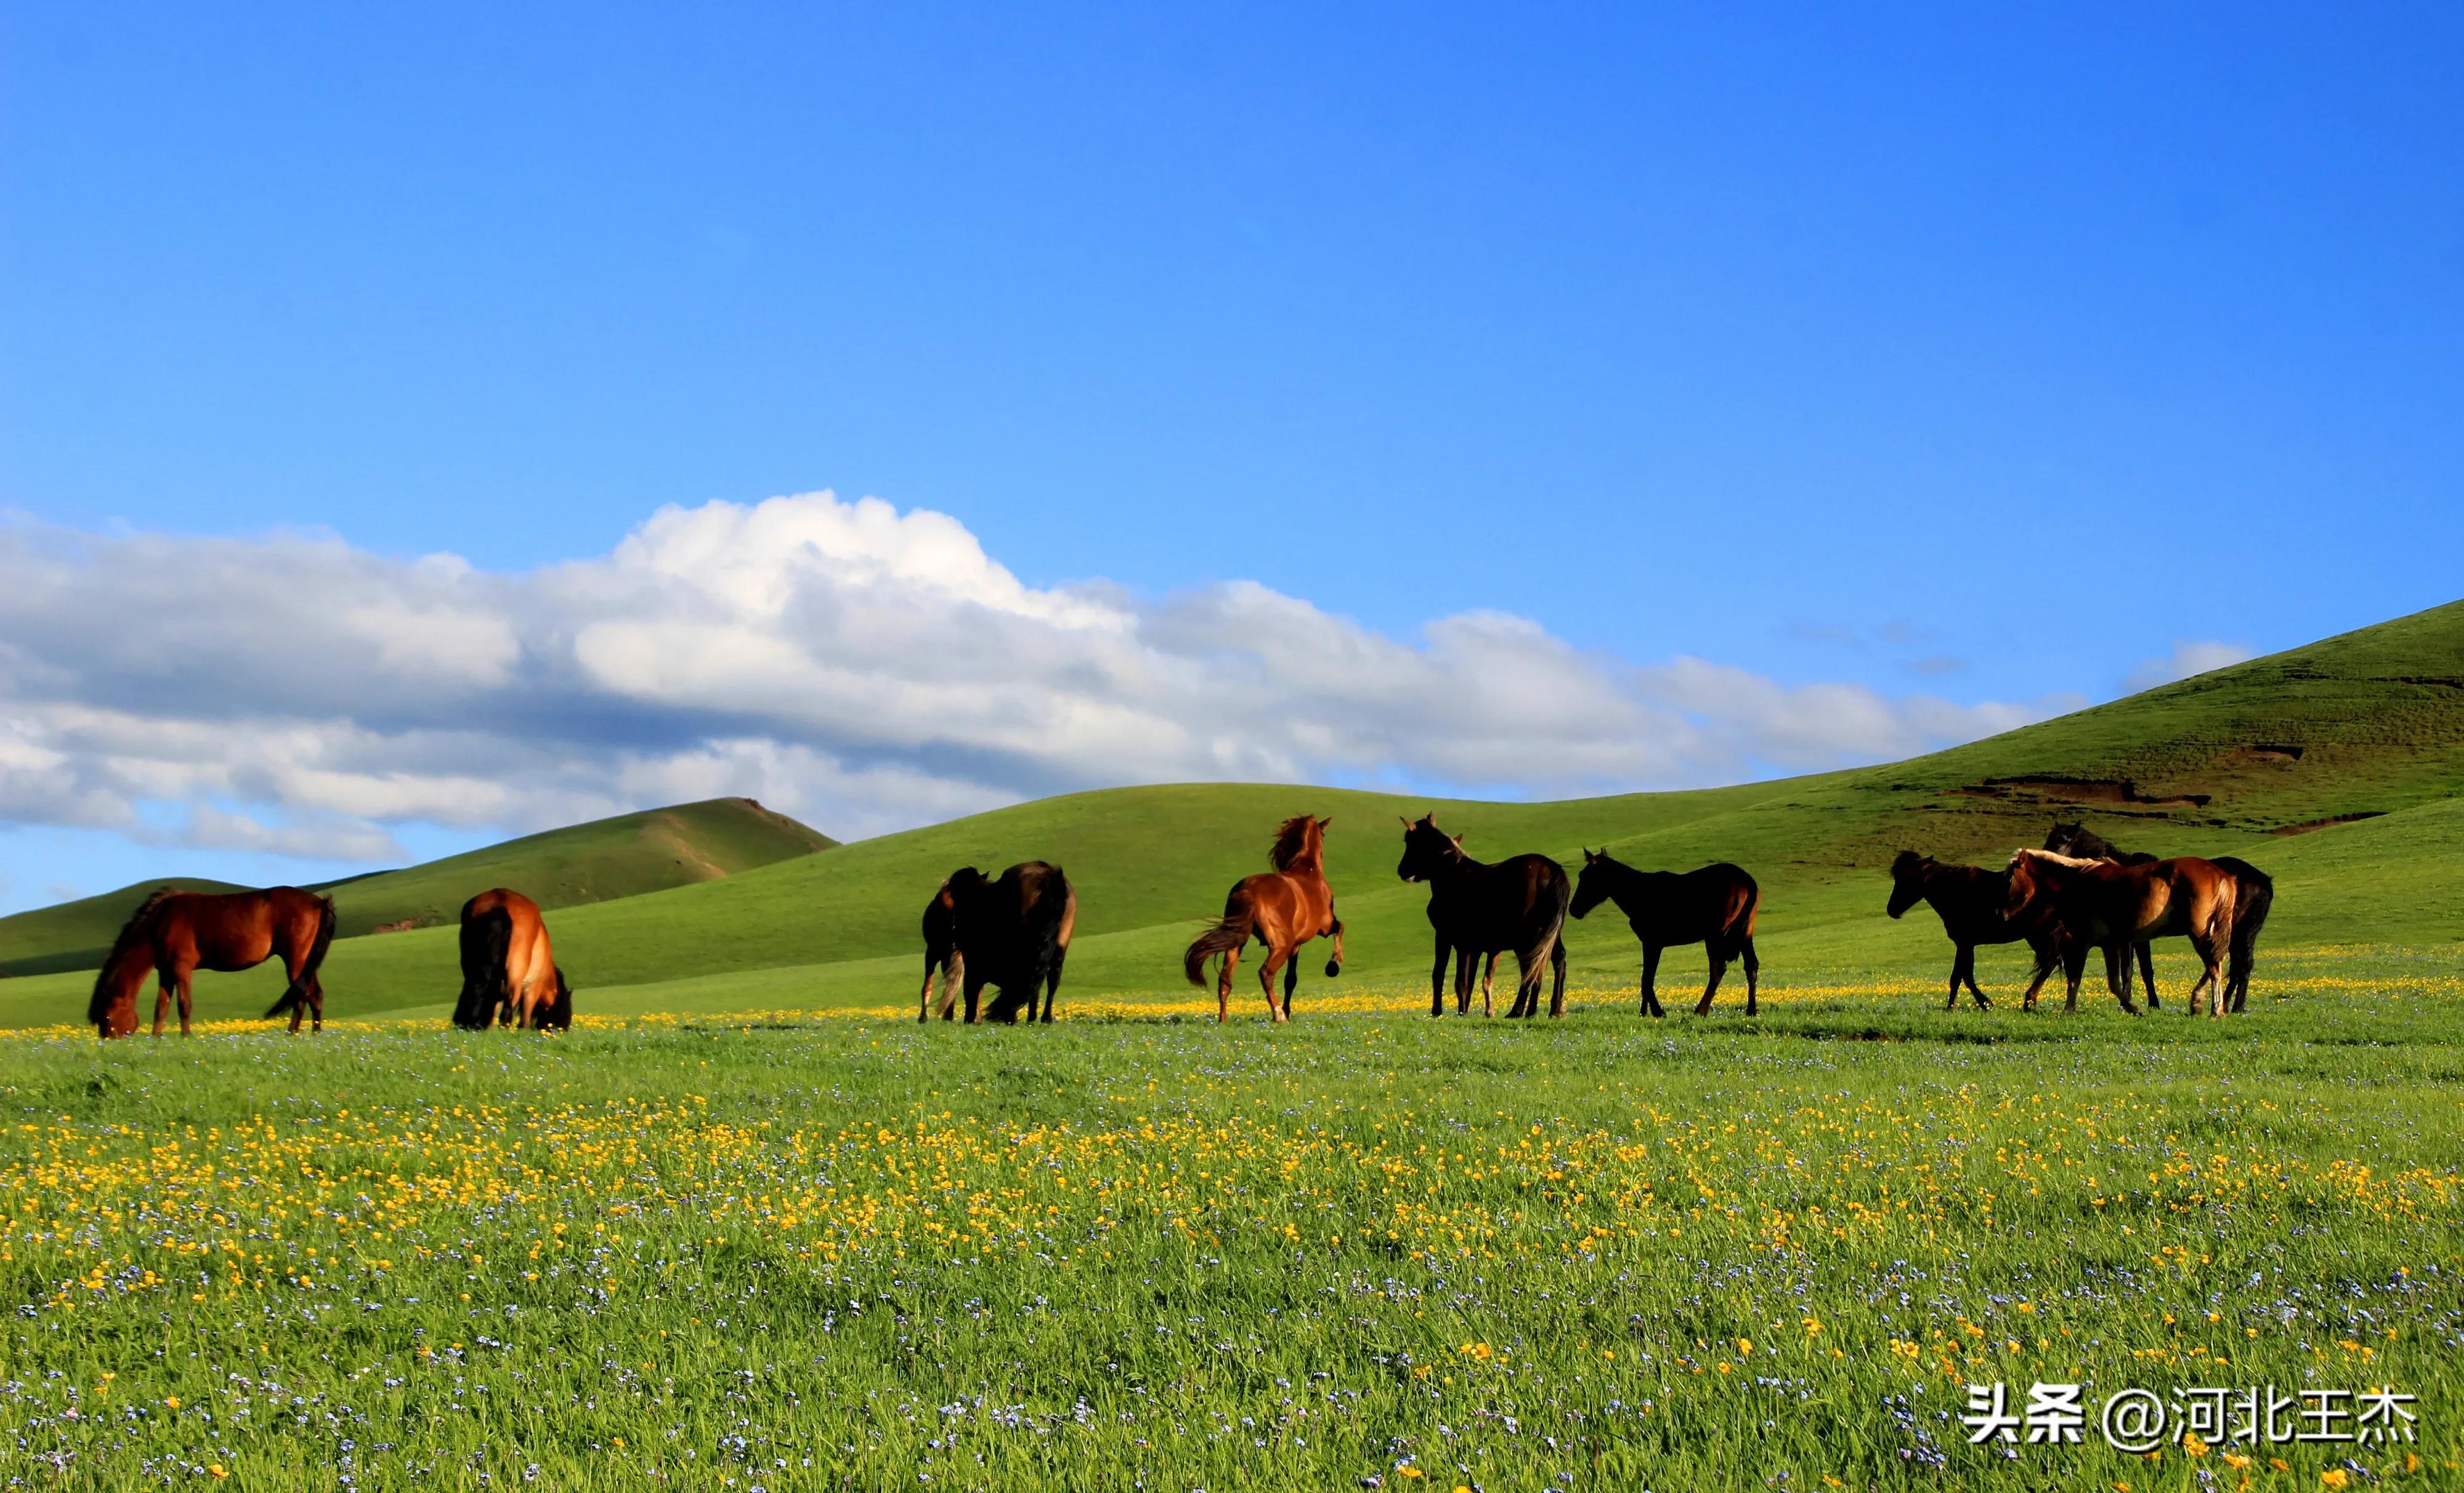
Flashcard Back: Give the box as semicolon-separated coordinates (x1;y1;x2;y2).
315;795;836;937
0;797;834;980
3;600;2458;1030
0;877;254;980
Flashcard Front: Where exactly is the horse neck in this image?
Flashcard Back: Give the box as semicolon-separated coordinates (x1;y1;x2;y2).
1417;840;1482;885
1596;860;1653;916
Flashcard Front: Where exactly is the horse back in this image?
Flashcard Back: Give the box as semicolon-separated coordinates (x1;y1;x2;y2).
181;887;323;970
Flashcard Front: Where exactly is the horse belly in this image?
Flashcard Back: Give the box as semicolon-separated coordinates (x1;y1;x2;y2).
195;925;276;973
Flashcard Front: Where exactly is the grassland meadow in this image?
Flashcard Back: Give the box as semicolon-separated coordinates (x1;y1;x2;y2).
3;956;2458;1491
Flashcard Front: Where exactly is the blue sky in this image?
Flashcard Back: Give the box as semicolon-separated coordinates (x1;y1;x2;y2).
3;3;2461;911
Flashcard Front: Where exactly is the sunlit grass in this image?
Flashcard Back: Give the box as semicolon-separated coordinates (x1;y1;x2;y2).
2;970;2460;1489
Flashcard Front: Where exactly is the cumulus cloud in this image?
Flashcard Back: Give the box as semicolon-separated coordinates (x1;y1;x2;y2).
0;492;2077;861
2123;639;2256;693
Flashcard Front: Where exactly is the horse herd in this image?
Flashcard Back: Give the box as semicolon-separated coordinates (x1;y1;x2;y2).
80;813;2271;1041
926;812;2267;1027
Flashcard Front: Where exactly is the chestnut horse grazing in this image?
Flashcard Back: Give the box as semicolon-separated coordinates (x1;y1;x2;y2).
1570;852;1761;1015
917;861;1076;1023
1886;852;2077;1011
453;889;572;1031
88;885;336;1039
2003;849;2237;1016
1396;815;1569;1019
1183;815;1343;1023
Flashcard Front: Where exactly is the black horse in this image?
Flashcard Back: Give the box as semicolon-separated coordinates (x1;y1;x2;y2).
916;861;1077;1024
1570;851;1761;1016
1395;815;1570;1019
2044;821;2274;1011
1886;852;2080;1011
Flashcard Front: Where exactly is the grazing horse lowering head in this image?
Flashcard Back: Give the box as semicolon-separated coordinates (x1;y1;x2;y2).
1395;814;1467;882
1886;851;1933;919
1568;848;1623;920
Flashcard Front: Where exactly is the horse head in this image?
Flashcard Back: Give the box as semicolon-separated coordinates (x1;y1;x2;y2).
1395;814;1462;882
1569;848;1621;920
1886;851;1931;919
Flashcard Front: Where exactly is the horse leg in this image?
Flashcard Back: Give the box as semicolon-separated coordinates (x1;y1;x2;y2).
1945;945;1967;1012
1260;946;1291;1023
2106;945;2139;1015
1281;955;1300;1019
152;963;174;1038
1217;943;1241;1024
308;972;324;1035
1549;936;1567;1018
1640;945;1665;1018
2019;939;2055;1012
177;969;194;1037
2138;942;2159;1011
1696;946;1727;1017
1454;949;1476;1015
919;959;939;1024
962;969;986;1025
1740;936;1760;1016
1482;952;1499;1019
1963;946;1990;1011
1431;942;1451;1018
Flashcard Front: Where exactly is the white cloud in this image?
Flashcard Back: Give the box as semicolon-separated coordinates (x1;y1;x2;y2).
2124;639;2256;693
0;492;2075;861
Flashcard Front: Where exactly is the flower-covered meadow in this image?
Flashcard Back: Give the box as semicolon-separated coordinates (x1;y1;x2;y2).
2;988;2459;1489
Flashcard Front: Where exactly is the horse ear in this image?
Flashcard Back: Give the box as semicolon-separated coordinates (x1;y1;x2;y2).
1319;816;1333;831
1400;815;1413;828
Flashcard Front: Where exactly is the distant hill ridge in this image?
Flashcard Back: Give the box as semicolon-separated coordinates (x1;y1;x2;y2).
0;797;835;979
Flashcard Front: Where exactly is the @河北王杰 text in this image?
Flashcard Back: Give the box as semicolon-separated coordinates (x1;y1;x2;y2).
1960;1381;2417;1454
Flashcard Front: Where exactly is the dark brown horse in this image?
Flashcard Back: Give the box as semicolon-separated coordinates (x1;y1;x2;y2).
2040;823;2160;1004
2003;849;2238;1016
918;861;1076;1023
1569;852;1761;1016
1886;852;2078;1011
1183;815;1343;1023
88;885;336;1039
1396;815;1570;1019
2045;821;2274;1012
453;889;571;1031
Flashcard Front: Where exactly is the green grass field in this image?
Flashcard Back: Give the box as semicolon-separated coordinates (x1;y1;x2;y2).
2;993;2457;1490
1;603;2460;1489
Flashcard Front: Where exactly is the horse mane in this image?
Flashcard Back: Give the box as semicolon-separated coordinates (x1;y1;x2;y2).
2009;847;2107;871
1267;816;1321;871
89;886;179;1024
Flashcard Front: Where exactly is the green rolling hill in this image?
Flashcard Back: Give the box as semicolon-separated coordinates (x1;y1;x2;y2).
3;601;2460;1029
0;797;834;982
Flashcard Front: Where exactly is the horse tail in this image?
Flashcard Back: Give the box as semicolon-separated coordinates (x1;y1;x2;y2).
1184;889;1258;987
265;895;337;1020
454;902;514;1030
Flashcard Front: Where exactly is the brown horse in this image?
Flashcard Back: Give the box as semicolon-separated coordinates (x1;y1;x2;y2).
1396;815;1569;1019
917;861;1076;1023
2045;822;2275;1012
453;889;571;1031
88;885;336;1039
1886;852;2078;1011
2003;849;2237;1016
1570;851;1761;1015
1183;815;1344;1023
